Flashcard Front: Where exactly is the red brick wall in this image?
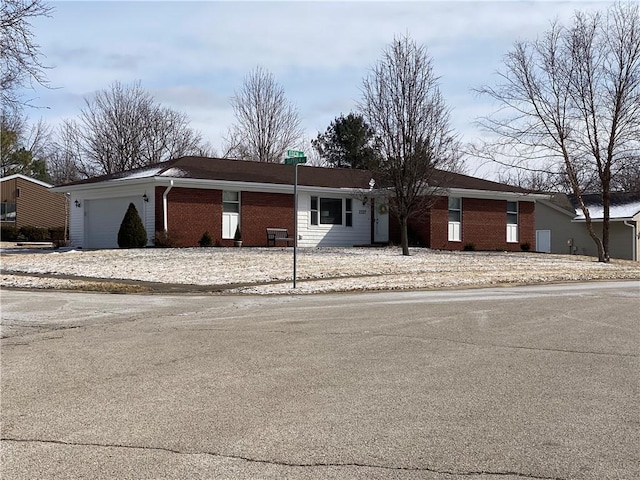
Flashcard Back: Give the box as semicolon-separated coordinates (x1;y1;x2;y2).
518;201;535;250
389;208;432;246
429;197;450;248
392;196;535;251
240;191;294;246
155;187;222;246
154;187;294;247
431;197;535;251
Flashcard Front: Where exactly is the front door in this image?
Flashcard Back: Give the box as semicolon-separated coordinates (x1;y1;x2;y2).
536;230;551;253
374;200;389;243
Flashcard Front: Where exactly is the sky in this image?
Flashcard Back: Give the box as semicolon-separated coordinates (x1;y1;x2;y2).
24;0;613;179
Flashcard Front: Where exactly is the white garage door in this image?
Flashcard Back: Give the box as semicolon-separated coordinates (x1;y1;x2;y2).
86;197;146;249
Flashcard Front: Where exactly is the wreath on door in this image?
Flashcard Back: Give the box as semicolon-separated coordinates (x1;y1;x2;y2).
377;203;388;215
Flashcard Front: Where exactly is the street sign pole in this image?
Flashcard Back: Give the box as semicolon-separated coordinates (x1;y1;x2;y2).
293;162;298;289
284;153;307;289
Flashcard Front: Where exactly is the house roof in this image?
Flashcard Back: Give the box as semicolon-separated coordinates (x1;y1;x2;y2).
0;174;53;189
55;156;532;195
573;192;640;221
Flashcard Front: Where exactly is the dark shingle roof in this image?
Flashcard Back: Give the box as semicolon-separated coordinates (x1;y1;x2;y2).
57;156;530;193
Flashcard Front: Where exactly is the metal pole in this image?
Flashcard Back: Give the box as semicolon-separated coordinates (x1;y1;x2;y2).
293;162;298;289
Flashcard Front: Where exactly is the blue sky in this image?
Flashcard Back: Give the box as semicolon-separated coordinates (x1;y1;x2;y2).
26;0;611;177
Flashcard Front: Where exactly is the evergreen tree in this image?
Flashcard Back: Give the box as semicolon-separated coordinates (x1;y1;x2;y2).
117;203;147;248
312;113;378;169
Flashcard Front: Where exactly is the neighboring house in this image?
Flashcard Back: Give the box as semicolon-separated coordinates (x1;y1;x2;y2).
52;156;544;250
0;174;67;230
536;192;640;261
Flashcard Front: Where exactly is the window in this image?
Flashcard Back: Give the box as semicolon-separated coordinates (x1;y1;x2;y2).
320;198;342;225
223;191;239;213
311;196;318;225
448;197;461;242
310;196;348;226
0;202;16;221
507;201;518;243
222;191;240;239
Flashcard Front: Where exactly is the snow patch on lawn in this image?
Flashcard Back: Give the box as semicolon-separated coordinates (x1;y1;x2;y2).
1;247;638;294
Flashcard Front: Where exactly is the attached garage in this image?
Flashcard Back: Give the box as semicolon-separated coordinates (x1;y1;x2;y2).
85;197;147;249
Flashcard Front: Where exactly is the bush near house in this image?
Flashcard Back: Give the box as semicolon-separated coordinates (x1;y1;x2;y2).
1;226;19;241
153;230;180;248
117;203;147;248
19;226;50;241
1;226;68;243
199;231;213;247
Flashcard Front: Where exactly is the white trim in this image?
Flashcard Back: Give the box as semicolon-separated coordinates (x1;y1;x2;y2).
54;177;543;201
572;216;639;223
444;187;548;201
0;174;53;189
52;176;362;197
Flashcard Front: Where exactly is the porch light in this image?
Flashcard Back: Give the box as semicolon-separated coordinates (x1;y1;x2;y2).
143;193;149;203
74;199;81;208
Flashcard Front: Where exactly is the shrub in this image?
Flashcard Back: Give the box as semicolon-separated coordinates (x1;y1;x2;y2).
49;227;68;248
198;231;213;247
49;227;66;242
1;225;19;242
520;242;531;252
19;225;50;241
463;242;476;251
153;230;179;248
117;203;147;248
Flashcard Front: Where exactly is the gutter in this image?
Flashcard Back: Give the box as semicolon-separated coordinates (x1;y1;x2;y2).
623;220;637;261
163;180;173;233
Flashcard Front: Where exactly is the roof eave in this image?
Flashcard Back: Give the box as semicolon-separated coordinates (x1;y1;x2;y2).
445;187;549;200
1;174;53;188
51;176;367;196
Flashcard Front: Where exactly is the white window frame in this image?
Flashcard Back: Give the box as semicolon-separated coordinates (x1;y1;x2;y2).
506;201;518;243
310;196;349;226
310;196;318;225
448;197;462;242
222;191;240;239
345;198;353;227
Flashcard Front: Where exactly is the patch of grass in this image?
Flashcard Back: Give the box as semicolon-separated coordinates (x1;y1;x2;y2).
69;282;151;294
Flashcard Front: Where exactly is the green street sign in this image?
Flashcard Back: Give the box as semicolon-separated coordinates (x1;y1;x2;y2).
284;157;307;165
286;150;305;158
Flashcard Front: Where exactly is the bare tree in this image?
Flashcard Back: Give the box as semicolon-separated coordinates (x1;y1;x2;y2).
359;35;460;256
48;120;82;184
476;2;640;262
68;81;207;177
1;0;53;113
224;67;304;163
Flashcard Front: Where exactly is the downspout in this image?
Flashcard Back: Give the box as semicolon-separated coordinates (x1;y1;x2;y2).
623;220;637;262
163;180;173;233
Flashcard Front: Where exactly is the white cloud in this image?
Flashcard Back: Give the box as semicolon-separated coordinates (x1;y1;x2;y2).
22;0;615;178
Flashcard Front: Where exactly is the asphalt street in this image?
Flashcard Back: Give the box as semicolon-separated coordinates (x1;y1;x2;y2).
1;281;639;479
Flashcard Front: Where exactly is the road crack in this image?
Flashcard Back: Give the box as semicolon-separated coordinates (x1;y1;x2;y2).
1;437;566;479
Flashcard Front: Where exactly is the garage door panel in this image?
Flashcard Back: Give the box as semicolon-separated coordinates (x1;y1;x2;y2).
86;198;145;249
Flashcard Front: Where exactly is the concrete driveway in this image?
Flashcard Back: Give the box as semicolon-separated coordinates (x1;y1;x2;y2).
1;281;639;479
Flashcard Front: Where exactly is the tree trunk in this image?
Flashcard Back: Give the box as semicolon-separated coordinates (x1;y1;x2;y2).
601;180;611;263
400;215;410;256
